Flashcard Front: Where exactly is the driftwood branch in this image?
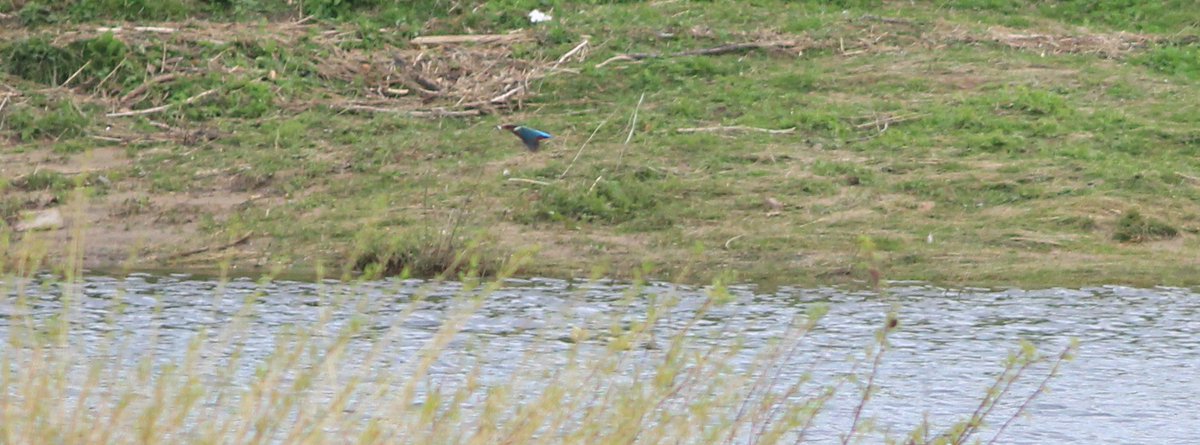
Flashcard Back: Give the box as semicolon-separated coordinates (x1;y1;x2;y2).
107;89;217;118
596;40;798;68
340;104;482;118
409;32;531;46
676;125;796;134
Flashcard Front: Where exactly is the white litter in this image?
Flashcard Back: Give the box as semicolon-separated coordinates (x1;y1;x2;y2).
528;9;553;24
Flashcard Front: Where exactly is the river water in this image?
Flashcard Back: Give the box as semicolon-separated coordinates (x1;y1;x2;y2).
2;275;1198;444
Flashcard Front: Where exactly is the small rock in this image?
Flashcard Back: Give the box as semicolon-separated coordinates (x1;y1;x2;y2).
15;208;64;232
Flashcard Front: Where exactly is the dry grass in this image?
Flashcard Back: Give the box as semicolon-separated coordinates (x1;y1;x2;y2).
0;246;1076;445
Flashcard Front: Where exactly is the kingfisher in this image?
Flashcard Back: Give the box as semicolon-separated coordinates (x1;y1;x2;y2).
499;124;552;152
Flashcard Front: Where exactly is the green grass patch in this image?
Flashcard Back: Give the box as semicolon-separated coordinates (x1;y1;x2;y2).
1113;209;1179;243
4;0;1200;286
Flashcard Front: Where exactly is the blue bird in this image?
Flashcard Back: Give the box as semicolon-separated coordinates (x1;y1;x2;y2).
499;124;552;152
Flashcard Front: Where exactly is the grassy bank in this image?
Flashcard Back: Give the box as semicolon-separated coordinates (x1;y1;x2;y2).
2;1;1200;287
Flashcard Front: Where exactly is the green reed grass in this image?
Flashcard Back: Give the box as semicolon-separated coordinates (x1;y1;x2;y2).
0;240;1075;445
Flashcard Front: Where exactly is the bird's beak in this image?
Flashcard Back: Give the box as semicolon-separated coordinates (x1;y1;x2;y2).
496;125;503;130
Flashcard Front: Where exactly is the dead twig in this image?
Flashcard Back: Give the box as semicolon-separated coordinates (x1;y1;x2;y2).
596;40;797;68
97;26;177;33
552;39;590;69
409;32;531;46
859;14;916;26
120;73;181;106
587;175;604;193
505;178;551;186
91;57;127;96
676;125;796;134
107;88;217;118
161;231;253;261
854;113;926;130
1175;171;1200;185
723;234;745;250
488;85;524;103
339;104;482;118
409;72;442;92
617;92;646;168
560;112;615;179
60;60;91;88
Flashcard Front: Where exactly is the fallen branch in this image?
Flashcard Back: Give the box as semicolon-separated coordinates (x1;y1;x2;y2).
340;104;482;118
676;125;796;134
390;57;443;93
506;178;551;186
596;40;798;67
106;88;217;118
410;32;531;46
409;72;442;92
120;73;181;106
161;231;253;261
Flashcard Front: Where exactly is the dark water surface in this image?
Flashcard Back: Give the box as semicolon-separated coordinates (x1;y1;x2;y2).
3;275;1198;444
